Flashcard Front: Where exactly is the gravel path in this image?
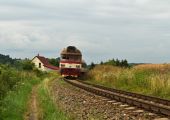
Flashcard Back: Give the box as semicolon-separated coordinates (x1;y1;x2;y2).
50;79;168;120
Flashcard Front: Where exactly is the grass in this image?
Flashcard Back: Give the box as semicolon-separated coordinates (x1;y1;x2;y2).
0;69;70;120
0;72;41;120
37;73;69;120
86;64;170;100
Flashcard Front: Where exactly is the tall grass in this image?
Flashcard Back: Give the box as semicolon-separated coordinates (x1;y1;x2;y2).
0;64;68;120
0;64;48;120
0;65;21;99
0;71;42;120
87;64;170;99
37;73;69;120
0;64;46;100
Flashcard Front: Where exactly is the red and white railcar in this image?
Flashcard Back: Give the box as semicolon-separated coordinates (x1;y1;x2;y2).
59;46;82;77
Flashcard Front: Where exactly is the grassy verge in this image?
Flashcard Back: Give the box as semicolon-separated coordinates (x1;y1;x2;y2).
86;64;170;100
0;72;42;120
37;73;69;120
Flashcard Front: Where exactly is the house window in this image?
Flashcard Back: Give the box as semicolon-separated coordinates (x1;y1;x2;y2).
39;63;41;68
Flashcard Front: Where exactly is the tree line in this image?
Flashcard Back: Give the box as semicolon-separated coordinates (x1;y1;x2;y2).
0;54;18;65
0;53;61;70
0;53;130;71
89;58;129;69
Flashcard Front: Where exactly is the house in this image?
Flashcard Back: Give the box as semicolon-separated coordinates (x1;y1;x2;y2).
31;54;59;71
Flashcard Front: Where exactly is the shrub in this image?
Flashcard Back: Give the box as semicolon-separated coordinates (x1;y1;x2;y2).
22;61;34;71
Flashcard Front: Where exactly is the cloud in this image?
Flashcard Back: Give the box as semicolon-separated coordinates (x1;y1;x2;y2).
0;0;170;63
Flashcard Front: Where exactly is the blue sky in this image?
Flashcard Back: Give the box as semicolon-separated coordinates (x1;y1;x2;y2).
0;0;170;64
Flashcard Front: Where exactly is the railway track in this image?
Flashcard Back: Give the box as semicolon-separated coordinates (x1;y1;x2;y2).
63;78;170;117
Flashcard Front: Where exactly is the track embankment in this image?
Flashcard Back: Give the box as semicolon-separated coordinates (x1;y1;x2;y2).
51;78;169;120
65;79;170;116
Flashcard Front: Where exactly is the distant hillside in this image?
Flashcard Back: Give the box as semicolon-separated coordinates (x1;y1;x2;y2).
129;63;151;67
0;54;19;65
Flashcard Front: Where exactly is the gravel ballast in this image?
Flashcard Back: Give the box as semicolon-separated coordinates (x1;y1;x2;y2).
50;79;168;120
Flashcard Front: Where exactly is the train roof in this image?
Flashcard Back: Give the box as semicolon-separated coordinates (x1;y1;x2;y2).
61;46;82;56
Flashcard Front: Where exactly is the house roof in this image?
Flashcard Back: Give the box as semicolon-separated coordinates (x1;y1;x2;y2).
44;64;59;70
33;55;59;70
36;56;50;65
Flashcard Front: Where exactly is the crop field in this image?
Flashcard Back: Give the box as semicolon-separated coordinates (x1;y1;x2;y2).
86;64;170;100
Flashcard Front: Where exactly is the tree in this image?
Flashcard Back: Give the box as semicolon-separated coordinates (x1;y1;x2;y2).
89;62;95;70
48;57;60;67
115;59;120;66
0;54;15;65
100;61;103;65
102;58;129;68
22;60;34;71
122;59;129;67
82;61;87;68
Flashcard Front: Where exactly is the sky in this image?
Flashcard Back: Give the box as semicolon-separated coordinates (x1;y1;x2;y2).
0;0;170;64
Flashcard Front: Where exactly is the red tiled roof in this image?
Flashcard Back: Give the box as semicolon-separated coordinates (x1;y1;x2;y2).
36;55;59;70
36;56;50;65
44;64;59;70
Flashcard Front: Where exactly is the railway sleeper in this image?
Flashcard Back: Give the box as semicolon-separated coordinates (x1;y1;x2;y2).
151;106;160;113
78;80;170;106
160;108;170;116
126;99;133;105
64;79;170;116
120;97;126;102
133;101;141;107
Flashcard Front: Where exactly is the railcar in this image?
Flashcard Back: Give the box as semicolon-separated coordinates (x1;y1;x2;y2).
59;46;82;78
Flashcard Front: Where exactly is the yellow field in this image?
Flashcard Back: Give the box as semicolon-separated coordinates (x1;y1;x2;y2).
87;64;170;99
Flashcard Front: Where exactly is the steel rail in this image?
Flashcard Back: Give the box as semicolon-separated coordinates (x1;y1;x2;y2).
63;78;170;116
77;80;170;106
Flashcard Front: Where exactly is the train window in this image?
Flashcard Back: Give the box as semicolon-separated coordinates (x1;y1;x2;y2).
62;56;67;59
62;55;69;59
61;64;65;67
76;65;80;68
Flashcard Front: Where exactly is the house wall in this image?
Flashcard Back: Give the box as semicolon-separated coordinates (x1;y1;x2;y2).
44;67;58;72
31;57;46;71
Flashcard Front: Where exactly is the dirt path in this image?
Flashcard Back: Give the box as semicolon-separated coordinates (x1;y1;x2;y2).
24;85;40;120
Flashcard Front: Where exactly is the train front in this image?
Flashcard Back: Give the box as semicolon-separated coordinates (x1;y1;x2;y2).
59;46;82;78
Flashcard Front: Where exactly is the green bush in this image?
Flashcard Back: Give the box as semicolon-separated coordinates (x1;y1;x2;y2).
0;64;44;100
0;66;20;99
0;73;41;120
22;61;34;71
